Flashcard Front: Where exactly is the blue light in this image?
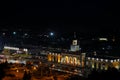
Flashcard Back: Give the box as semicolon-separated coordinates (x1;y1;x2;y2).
13;32;16;35
50;32;54;36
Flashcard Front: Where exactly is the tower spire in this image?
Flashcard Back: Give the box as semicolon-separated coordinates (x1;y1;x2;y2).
74;32;76;39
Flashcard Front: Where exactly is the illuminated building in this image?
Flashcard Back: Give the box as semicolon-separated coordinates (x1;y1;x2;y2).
70;40;80;52
2;46;28;54
47;52;86;67
86;56;120;70
70;32;80;52
47;37;120;71
99;38;108;41
47;33;86;67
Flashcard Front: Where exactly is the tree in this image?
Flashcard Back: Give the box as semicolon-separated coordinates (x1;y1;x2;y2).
0;64;6;80
23;71;31;80
27;71;31;80
23;71;28;80
87;67;120;80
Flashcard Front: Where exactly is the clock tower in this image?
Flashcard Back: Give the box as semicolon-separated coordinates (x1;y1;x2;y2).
70;32;80;52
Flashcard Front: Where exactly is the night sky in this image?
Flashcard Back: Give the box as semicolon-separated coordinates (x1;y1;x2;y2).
0;0;119;34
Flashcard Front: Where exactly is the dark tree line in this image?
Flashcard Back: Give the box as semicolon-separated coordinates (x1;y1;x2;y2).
87;67;120;80
0;61;8;80
66;67;120;80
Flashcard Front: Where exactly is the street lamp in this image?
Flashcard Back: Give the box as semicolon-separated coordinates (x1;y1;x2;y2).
16;69;19;72
33;66;37;70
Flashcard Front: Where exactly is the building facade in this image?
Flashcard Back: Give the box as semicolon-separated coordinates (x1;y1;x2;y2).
47;52;86;67
86;57;120;70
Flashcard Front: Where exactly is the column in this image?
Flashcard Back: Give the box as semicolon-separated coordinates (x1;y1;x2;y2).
81;53;86;67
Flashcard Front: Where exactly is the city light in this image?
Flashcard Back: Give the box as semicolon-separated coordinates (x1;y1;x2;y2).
117;59;120;62
4;46;19;50
99;38;108;41
105;59;108;62
50;32;54;36
23;48;28;52
13;31;16;35
101;59;103;61
111;60;113;63
92;58;94;60
96;58;99;61
33;66;37;70
2;33;5;35
88;57;90;60
24;33;28;36
114;60;117;62
16;69;19;72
